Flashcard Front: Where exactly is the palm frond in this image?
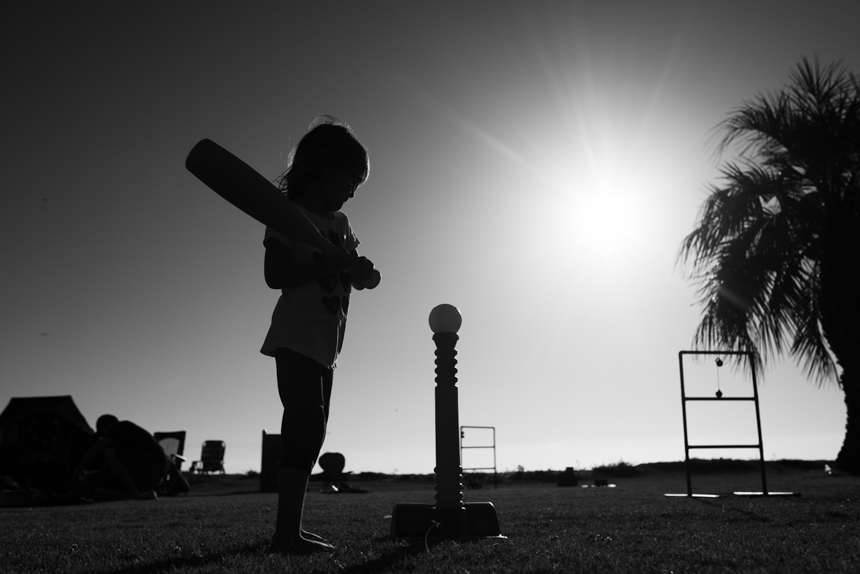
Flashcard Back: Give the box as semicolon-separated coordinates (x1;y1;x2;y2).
679;57;858;385
789;260;839;386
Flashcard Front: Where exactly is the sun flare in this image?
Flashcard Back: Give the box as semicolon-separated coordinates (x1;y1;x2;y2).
571;182;643;263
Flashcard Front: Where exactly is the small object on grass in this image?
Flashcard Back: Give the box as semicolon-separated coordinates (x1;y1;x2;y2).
823;464;841;476
320;482;339;494
424;520;440;553
557;467;578;487
581;480;616;488
320;481;368;494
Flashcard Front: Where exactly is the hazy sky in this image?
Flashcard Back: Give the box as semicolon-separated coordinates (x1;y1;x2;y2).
3;1;858;475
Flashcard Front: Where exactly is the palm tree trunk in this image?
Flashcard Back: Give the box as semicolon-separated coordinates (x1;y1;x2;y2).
823;202;860;474
835;367;860;474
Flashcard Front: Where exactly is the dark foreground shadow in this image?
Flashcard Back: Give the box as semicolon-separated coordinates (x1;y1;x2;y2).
103;541;266;574
339;535;506;574
339;538;426;574
694;498;773;523
99;537;423;574
100;534;488;574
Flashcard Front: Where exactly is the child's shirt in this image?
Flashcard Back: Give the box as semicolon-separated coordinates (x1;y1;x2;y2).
260;209;359;369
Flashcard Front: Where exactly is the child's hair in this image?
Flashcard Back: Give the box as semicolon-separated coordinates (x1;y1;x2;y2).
277;115;369;199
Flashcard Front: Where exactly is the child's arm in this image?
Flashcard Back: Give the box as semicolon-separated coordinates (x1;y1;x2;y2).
349;254;381;290
265;239;354;289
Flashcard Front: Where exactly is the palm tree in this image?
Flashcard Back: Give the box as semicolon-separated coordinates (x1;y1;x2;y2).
678;57;860;473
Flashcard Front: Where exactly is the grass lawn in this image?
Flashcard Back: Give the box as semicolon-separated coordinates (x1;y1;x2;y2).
2;462;859;573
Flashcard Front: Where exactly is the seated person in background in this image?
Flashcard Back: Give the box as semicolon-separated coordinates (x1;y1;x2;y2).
68;414;168;501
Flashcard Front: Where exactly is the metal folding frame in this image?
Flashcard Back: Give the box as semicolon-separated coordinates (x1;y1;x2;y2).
460;425;497;489
665;350;796;498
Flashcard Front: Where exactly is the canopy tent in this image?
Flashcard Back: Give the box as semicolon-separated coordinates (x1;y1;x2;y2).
0;395;95;492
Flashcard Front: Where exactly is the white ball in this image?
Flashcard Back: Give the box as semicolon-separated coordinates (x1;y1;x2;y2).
428;304;462;334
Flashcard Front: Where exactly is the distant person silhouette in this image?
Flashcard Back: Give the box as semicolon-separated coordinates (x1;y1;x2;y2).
68;414;167;501
261;116;380;554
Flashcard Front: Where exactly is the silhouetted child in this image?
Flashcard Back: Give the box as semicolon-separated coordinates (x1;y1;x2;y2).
261;116;380;554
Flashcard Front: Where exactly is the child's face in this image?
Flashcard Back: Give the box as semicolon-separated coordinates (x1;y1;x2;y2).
323;162;364;211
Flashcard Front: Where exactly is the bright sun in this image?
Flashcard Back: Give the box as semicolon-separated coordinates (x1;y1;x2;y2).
573;185;642;263
441;37;684;278
543;147;659;275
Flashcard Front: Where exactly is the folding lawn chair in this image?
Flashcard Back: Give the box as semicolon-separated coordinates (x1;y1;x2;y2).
190;440;226;474
153;431;190;495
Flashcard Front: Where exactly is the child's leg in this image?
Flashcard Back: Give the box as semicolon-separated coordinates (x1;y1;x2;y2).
277;348;329;477
321;366;334;443
271;348;334;554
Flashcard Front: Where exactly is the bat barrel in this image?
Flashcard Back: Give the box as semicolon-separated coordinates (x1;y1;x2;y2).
185;138;340;255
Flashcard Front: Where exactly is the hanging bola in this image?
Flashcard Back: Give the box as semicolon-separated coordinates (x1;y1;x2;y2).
715;357;724;398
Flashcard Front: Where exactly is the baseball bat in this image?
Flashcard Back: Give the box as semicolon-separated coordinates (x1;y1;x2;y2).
185;139;340;255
